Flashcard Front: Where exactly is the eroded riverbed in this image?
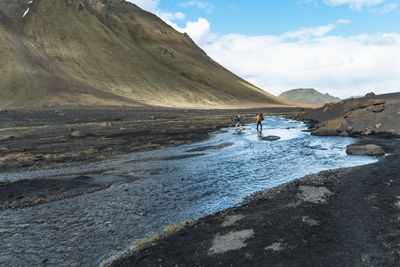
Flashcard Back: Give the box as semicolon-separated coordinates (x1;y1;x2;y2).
0;117;377;266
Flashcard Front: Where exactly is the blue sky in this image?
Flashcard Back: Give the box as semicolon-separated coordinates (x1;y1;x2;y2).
128;0;400;98
161;0;400;36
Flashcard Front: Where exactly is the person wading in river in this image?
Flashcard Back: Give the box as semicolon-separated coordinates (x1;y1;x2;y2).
256;113;264;132
234;115;245;132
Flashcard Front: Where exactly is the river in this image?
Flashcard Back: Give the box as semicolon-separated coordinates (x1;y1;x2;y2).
0;116;377;266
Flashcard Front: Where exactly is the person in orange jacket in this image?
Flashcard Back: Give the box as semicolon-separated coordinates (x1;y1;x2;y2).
256;113;264;132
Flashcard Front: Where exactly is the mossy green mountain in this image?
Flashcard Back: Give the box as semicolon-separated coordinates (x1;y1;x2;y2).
279;88;340;104
0;0;293;109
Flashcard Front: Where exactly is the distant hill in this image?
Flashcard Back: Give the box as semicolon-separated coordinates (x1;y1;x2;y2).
0;0;297;109
279;89;340;104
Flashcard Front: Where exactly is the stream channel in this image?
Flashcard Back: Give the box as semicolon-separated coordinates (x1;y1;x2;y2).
0;116;377;266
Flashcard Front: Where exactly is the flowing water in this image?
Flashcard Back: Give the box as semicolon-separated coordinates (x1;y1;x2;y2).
0;117;377;266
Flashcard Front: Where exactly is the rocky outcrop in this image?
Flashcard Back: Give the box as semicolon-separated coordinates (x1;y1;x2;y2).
365;92;376;97
371;105;385;113
358;99;385;109
301;93;400;137
346;144;385;156
323;118;345;130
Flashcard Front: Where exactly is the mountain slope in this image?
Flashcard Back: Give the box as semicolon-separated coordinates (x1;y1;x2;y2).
0;0;293;109
279;89;340;104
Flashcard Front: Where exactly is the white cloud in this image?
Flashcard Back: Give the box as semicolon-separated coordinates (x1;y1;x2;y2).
159;11;186;21
173;12;186;20
125;0;160;12
179;1;213;13
282;24;336;39
202;28;400;98
324;0;385;9
182;18;217;45
126;0;187;33
303;0;399;13
336;18;351;24
373;2;400;13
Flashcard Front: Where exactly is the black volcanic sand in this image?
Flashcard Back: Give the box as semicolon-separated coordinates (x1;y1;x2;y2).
0;175;110;211
112;137;400;266
0;107;306;210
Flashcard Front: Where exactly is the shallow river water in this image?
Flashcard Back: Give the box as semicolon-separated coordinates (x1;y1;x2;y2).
0;117;377;266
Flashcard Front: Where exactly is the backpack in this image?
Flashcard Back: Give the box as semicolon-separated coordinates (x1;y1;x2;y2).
259;114;264;121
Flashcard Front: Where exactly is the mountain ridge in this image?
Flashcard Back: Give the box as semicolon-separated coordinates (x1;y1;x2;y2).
279;88;340;104
0;0;298;109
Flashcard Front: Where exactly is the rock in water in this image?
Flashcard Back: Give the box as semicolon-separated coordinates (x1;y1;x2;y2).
259;136;280;141
346;144;385;156
311;127;338;136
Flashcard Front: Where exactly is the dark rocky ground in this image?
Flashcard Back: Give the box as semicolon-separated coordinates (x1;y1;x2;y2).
302;92;400;137
0;175;110;211
111;137;400;267
0;107;305;210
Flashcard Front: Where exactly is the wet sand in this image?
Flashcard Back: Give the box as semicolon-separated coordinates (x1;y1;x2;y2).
0;107;306;210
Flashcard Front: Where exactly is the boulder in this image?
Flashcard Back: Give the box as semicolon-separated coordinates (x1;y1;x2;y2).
362;128;373;135
345;126;353;132
344;111;353;118
324;118;345;130
311;127;338;136
293;114;301;120
100;122;112;127
375;123;382;129
71;131;81;137
259;135;281;141
322;103;335;113
346;144;385;156
371;104;385;113
358;99;385;109
339;131;349;137
365;92;376;97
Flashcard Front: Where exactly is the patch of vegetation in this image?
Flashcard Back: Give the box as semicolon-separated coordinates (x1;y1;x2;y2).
96;155;106;161
131;220;194;250
133;233;160;250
